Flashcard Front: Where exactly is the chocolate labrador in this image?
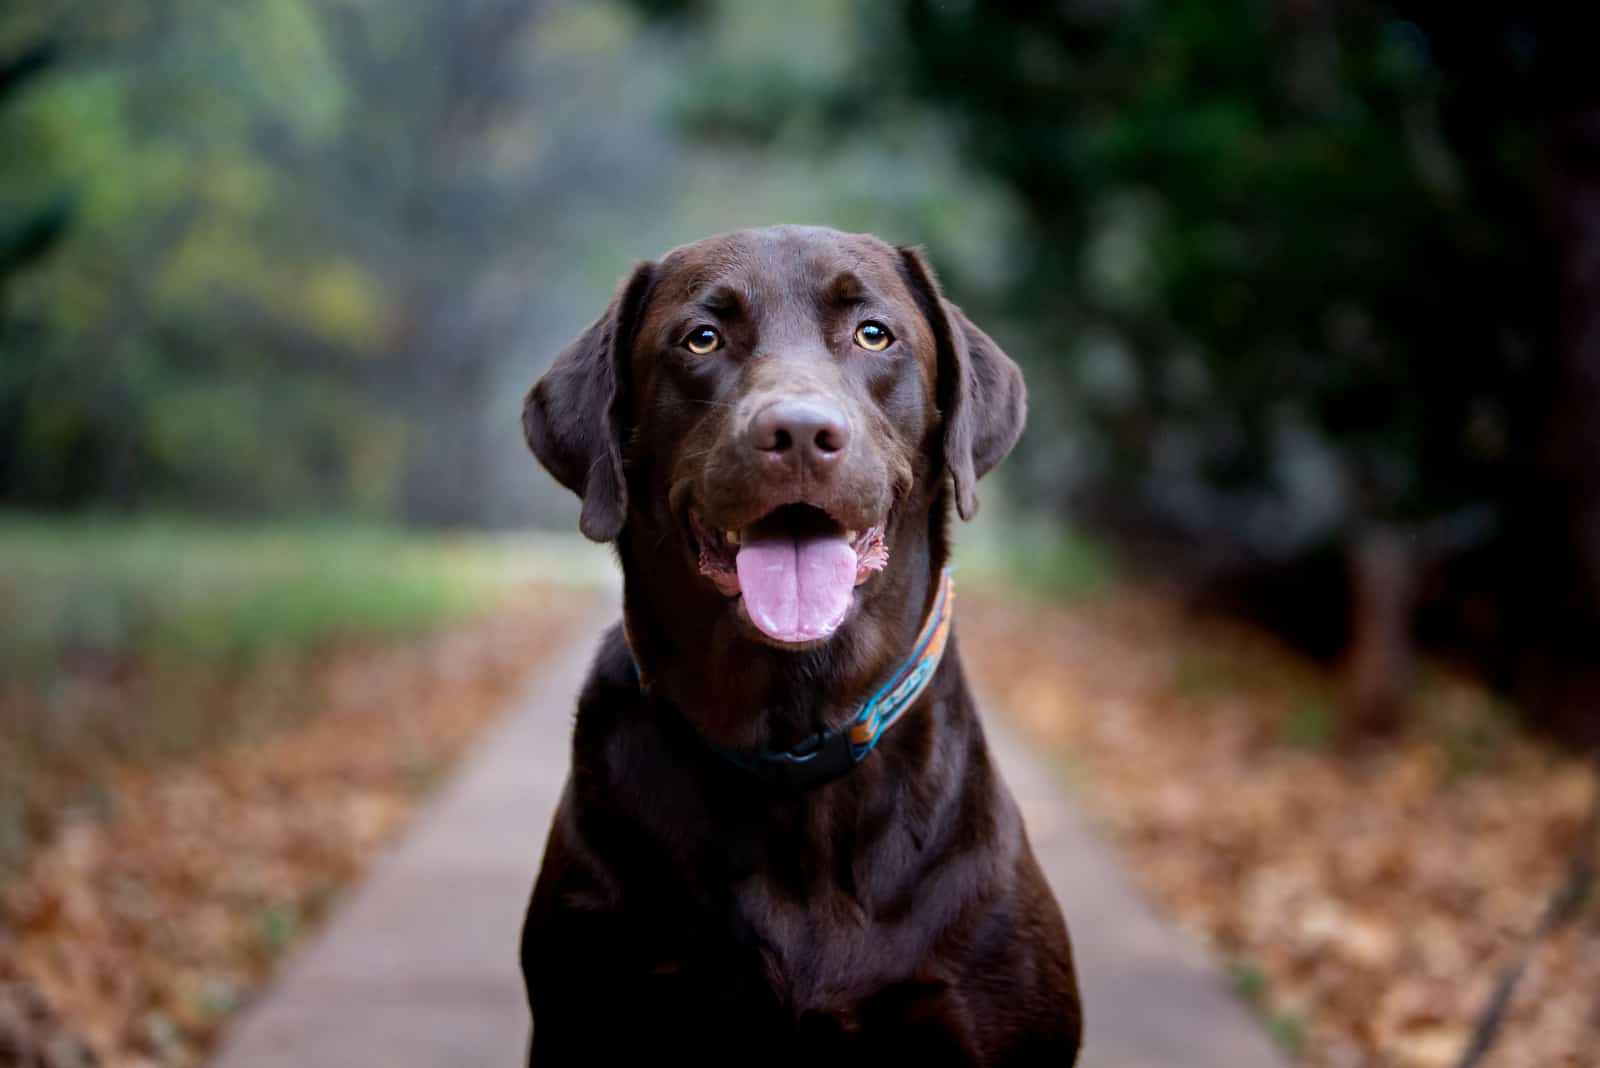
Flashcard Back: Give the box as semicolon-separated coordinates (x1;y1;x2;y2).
519;225;1081;1066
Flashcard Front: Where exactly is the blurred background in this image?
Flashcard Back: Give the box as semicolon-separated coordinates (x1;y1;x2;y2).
3;2;1598;1066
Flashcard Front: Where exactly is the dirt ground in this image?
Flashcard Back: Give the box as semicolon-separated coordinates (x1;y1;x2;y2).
961;589;1598;1068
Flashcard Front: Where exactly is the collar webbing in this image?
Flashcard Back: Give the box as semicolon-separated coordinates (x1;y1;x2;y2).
636;568;956;791
844;566;956;753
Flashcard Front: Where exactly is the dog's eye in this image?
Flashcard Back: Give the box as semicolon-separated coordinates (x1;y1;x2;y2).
853;321;893;352
683;326;723;355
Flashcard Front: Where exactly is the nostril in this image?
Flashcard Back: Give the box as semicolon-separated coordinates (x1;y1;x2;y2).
814;425;844;454
751;407;790;453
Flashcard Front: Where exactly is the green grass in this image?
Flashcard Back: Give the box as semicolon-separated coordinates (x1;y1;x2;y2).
955;507;1117;602
0;514;597;674
1227;956;1308;1056
1281;695;1339;752
1170;648;1247;699
1227;957;1270;1006
1266;1010;1307;1056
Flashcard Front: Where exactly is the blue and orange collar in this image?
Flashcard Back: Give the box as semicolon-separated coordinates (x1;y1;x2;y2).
630;568;957;791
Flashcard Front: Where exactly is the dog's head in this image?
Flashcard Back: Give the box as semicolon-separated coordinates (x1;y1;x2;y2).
525;226;1024;649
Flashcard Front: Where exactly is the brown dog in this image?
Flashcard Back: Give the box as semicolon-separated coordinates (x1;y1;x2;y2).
520;226;1081;1065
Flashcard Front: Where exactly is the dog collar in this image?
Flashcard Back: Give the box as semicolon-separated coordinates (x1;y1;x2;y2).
632;568;956;791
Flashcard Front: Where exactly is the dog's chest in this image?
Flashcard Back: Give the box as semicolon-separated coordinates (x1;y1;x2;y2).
731;873;876;1003
623;716;962;1015
698;815;948;1016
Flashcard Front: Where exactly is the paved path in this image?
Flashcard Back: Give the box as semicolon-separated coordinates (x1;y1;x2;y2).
987;714;1287;1067
211;614;1284;1068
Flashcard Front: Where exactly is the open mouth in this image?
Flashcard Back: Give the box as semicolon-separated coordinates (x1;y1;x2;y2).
693;503;889;645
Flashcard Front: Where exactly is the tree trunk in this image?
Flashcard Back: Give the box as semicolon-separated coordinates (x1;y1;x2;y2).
1343;524;1416;738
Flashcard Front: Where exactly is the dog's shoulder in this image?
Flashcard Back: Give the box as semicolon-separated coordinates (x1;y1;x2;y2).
568;621;652;780
573;622;641;722
566;620;707;806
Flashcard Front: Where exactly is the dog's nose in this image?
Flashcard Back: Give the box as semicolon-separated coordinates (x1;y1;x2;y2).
749;397;850;471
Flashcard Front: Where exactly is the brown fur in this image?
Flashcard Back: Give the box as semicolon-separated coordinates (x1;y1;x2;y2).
520;226;1081;1065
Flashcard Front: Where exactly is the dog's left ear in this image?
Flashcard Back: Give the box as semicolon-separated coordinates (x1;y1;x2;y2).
523;261;656;542
898;246;1026;521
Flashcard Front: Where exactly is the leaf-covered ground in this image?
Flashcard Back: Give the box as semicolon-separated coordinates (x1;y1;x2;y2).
962;590;1598;1068
0;588;596;1067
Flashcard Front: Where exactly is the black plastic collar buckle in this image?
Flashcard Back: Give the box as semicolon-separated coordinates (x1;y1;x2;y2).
737;727;860;791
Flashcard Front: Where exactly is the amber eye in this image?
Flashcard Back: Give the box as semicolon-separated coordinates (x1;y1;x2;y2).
684;326;723;355
853;321;893;352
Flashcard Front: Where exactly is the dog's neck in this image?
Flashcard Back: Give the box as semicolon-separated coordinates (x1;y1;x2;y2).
617;493;954;754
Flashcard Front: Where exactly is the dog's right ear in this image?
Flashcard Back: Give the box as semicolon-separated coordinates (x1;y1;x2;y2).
523;261;656;542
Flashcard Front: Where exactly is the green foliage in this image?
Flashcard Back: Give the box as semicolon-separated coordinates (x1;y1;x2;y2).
1228;955;1306;1054
257;901;301;954
1281;696;1339;752
0;1;628;522
956;503;1117;602
1227;956;1270;1005
1413;676;1517;782
895;1;1539;546
0;3;397;513
1002;526;1117;603
1170;649;1246;700
1266;1010;1307;1055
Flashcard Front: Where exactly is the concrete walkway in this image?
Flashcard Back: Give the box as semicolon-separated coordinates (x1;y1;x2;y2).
211;614;1284;1068
987;715;1287;1067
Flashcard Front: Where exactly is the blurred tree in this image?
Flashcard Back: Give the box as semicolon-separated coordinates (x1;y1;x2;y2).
0;1;397;512
0;0;626;525
300;0;556;525
0;32;73;503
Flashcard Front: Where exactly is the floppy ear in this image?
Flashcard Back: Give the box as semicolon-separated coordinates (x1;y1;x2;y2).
898;246;1027;521
523;261;656;542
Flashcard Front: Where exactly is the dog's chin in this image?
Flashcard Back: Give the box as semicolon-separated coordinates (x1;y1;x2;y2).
690;503;889;650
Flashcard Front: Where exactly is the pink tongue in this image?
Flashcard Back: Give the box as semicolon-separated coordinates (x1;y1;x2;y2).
735;528;857;643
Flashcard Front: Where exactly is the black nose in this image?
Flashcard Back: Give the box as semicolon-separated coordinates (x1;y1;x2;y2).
749;397;850;471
